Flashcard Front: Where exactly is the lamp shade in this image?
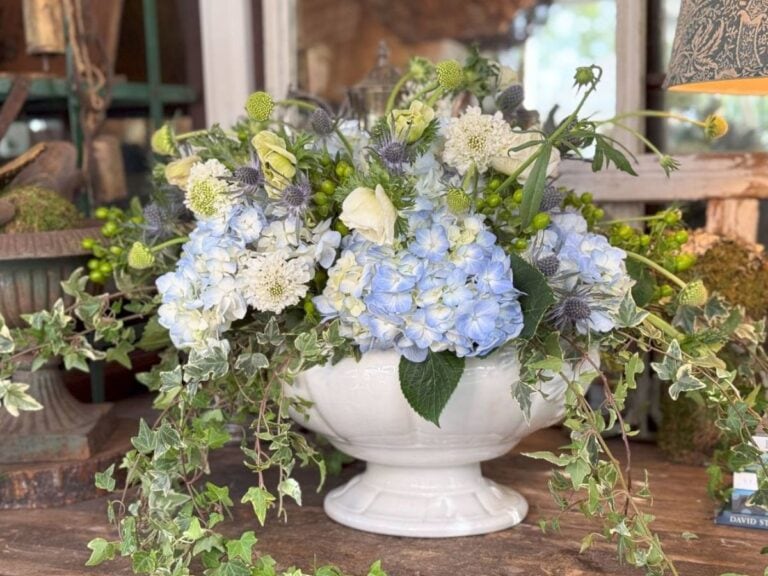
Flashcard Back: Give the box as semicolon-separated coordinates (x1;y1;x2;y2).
665;0;768;94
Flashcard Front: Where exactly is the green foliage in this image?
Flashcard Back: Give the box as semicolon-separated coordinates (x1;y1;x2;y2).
509;253;555;339
399;350;465;426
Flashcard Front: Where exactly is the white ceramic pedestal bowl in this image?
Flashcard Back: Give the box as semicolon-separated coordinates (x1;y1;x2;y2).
289;347;587;538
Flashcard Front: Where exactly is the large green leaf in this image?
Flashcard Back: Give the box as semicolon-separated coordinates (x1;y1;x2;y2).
509;253;555;339
399;350;465;426
519;141;553;227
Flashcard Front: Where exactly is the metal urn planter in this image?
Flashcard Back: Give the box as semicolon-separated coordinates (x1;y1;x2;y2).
0;226;113;465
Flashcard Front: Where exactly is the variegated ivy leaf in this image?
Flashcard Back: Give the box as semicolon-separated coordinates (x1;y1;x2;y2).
184;340;230;383
0;315;14;355
0;379;43;417
616;294;648;328
668;364;706;400
650;339;683;382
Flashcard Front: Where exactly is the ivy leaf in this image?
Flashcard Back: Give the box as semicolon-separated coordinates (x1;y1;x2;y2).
226;531;257;563
185;341;230;383
650;340;683;382
106;340;134;369
278;478;302;506
0;380;43;417
234;352;269;375
367;561;389;576
509;253;555;339
616;294;648;328
668;364;706;401
131;551;156;574
519;141;553;227
94;464;116;491
241;486;276;526
399;350;465;426
85;538;117;566
136;316;170;351
566;458;591;489
0;316;14;354
131;418;157;454
213;561;251;576
183;517;205;541
523;451;572;466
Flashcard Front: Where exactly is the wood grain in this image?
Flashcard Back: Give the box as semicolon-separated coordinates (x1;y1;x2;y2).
0;398;764;576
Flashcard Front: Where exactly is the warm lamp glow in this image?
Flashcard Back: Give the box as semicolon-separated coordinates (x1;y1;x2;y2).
664;0;768;94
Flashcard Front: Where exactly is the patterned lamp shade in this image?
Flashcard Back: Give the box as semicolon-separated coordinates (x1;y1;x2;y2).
665;0;768;94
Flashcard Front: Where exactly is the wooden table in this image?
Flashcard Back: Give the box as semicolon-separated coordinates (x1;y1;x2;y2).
0;399;764;576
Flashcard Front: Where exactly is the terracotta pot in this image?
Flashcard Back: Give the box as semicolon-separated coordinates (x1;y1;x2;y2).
288;347;596;538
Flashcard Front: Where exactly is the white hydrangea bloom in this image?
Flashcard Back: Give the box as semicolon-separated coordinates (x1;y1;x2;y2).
442;107;516;174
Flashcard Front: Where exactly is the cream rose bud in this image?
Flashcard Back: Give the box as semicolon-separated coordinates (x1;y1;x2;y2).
391;100;435;143
164;155;201;189
251;130;297;197
340;184;398;246
490;131;561;182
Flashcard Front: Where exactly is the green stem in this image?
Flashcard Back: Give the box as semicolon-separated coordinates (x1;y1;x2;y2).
609;121;665;159
644;311;685;340
425;86;447;108
175;129;208;142
277;99;355;158
625;250;686;289
385;71;415;114
152;236;189;253
496;80;598;196
599;110;705;128
406;81;439;107
601;214;665;226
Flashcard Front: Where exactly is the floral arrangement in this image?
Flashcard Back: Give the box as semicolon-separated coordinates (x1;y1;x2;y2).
1;52;766;576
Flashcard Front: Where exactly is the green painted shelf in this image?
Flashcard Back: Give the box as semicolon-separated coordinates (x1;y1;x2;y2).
0;78;197;107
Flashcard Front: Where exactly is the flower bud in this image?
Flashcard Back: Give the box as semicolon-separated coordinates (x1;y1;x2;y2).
678;280;708;307
573;67;595;87
127;242;155;270
245;91;274;121
310;108;335;136
446;188;471;215
435;60;464;90
703;114;729;140
150;124;176;156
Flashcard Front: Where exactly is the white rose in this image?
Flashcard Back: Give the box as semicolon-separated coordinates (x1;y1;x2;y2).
339;184;397;246
491;131;561;182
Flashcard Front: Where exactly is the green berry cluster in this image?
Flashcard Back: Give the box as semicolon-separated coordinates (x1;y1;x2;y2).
81;206;141;284
606;207;695;302
309;156;354;235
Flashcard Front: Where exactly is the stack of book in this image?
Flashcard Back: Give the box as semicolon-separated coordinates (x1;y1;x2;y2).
715;436;768;530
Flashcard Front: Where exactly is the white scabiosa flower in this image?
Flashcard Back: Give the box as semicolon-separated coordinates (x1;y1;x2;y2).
242;251;312;313
442;107;515;174
184;159;236;219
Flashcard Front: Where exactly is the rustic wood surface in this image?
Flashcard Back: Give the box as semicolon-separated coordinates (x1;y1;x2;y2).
0;398;764;576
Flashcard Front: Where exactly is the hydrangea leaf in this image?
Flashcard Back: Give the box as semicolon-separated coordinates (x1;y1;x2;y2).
509;253;555;339
399;350;464;426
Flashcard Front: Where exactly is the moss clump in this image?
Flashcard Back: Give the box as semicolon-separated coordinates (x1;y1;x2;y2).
658;232;768;464
0;185;83;233
683;232;768;319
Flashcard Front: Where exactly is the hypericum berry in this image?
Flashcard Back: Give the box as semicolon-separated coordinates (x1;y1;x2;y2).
435;60;464;90
127;242;155;270
497;84;524;113
536;255;560;277
88;270;105;284
101;221;118;237
488;177;502;191
333;220;349;236
664;209;682;225
511;189;524;205
674;230;689;245
674;253;696;272
703;114;729;140
150;124;176;156
313;192;330;206
580;192;593;204
245;91;274;121
87;258;100;271
513;238;528;251
81;237;96;250
320;180;336;195
109;246;124;256
486;193;502;208
678;279;709;307
310;108;335;136
446;188;472;215
94;207;110;220
531;212;551;231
